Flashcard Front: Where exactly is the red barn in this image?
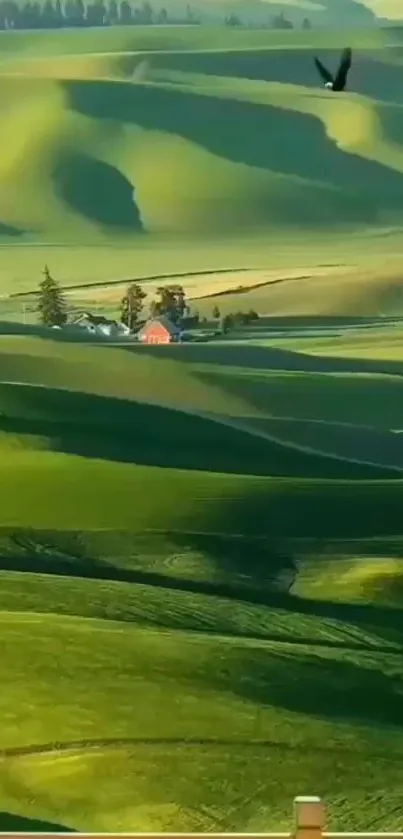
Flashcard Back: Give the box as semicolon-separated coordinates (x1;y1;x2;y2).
137;316;181;345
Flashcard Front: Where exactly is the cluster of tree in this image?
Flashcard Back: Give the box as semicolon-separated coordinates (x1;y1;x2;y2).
224;13;242;26
224;11;311;29
35;268;261;338
35;269;191;331
0;0;199;29
220;309;259;332
0;0;312;30
149;284;188;323
271;12;311;29
120;281;189;330
271;11;292;28
211;305;258;324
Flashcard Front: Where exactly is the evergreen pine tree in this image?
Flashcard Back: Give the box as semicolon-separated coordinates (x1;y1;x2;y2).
37;265;67;327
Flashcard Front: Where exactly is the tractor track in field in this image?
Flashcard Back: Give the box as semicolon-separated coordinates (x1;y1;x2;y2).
1;735;403;762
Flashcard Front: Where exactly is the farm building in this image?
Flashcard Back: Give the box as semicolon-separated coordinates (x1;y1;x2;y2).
72;313;130;338
137;316;181;344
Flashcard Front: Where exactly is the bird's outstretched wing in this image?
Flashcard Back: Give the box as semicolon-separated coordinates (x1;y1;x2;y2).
314;57;333;85
334;47;352;90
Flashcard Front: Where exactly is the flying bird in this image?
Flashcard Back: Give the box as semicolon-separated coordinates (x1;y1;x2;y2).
314;47;352;92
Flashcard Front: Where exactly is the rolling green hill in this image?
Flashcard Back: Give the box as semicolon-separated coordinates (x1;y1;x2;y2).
0;327;403;831
0;379;397;478
1;24;403;294
2;23;403;835
0;24;403;283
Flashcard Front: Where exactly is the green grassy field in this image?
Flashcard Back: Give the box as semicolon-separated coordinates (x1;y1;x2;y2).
1;325;403;831
2;21;403;835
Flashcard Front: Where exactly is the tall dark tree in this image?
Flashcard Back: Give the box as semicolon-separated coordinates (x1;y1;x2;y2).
105;0;117;22
120;282;146;331
175;286;187;320
55;0;64;23
2;0;20;26
118;0;131;22
137;0;152;22
63;0;84;25
37;266;67;327
21;1;40;26
212;305;220;320
225;12;241;25
0;2;7;27
156;6;167;23
272;11;292;28
41;0;58;26
185;3;195;21
151;284;186;323
86;0;105;24
220;313;233;333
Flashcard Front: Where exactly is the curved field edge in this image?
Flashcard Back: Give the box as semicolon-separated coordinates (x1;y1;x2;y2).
0;27;390;61
0;451;402;538
4;743;403;832
1;39;403;242
0;380;396;479
2;342;403;475
1;566;403;653
1;608;403;756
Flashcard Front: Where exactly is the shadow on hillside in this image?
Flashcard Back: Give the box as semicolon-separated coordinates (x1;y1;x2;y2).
216;648;403;730
255;315;403;328
378;101;403;146
0;812;75;832
166;531;296;589
0;320;106;342
198;375;403;430
245;415;403;468
0;221;27;238
62;80;403;217
0;528;403;649
0;403;387;480
152;50;403;105
0;534;295;598
312;0;375;24
120;342;403;377
52;152;144;231
2;528;403;649
213;473;403;540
